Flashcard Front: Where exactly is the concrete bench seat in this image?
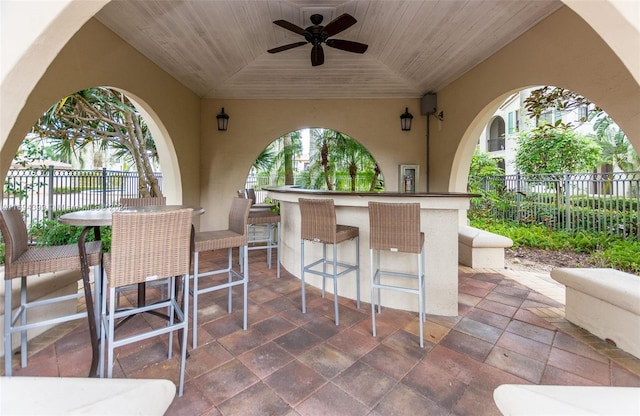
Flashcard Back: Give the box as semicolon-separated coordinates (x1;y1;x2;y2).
494;384;640;415
458;225;513;268
551;267;640;359
0;268;82;359
0;376;175;415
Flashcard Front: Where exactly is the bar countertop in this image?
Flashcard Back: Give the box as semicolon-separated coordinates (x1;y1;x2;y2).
265;186;477;316
265;186;479;198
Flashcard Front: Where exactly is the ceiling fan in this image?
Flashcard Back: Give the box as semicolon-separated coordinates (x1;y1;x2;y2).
267;13;368;66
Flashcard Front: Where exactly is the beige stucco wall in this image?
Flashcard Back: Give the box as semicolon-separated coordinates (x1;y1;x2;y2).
430;6;640;193
0;18;201;206
0;0;109;151
200;99;425;230
0;2;638;231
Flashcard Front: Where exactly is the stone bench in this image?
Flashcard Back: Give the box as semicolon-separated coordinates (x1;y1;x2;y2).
0;377;175;415
0;268;82;359
494;384;640;415
458;225;513;268
551;267;640;359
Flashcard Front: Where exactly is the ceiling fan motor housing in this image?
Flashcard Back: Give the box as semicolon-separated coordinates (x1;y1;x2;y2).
267;13;368;66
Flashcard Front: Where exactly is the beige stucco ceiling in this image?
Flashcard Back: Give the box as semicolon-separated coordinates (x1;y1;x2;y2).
95;0;562;100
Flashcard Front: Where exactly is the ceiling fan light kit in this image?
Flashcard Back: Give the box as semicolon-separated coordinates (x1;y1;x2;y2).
268;13;368;66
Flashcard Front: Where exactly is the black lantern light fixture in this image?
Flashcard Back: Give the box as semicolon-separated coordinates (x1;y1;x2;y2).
216;107;229;131
400;107;413;131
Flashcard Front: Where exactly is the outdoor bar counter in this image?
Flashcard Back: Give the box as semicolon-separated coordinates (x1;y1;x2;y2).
266;187;477;316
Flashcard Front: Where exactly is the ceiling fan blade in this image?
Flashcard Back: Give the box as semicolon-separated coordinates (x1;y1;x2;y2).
311;44;324;66
322;13;357;37
273;20;308;36
325;39;368;54
267;41;308;54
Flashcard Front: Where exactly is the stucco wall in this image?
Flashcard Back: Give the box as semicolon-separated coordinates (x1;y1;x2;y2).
200;99;426;230
430;6;640;193
1;2;638;231
0;18;201;206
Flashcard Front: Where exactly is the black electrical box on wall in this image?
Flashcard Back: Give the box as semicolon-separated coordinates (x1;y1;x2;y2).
420;93;437;115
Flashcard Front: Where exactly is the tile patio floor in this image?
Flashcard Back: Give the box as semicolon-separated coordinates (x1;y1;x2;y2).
3;249;640;416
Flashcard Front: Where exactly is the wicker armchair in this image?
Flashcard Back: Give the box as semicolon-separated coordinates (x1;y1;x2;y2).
120;196;166;207
368;201;426;347
1;207;102;375
100;208;192;396
299;198;360;326
191;197;251;348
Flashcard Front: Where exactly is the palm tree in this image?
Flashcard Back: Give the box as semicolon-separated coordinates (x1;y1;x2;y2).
593;116;640;172
282;131;302;185
333;135;379;191
307;128;334;190
32;87;162;197
255;132;302;186
305;128;382;191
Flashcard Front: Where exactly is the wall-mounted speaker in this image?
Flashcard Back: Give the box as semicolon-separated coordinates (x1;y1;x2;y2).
420;93;437;115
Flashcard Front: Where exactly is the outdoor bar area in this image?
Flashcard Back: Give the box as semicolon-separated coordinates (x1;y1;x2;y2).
267;187;477;316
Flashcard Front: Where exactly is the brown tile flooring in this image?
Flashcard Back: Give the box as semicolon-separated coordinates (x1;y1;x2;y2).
4;249;640;416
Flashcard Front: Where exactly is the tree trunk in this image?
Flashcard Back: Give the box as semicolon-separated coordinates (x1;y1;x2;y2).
125;112;162;197
369;164;381;191
349;163;357;192
321;140;333;190
284;134;294;185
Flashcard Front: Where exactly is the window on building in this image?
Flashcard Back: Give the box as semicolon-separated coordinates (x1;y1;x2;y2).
578;105;589;121
488;117;505;152
554;109;563;123
515;110;520;131
508;112;514;134
538;109;560;126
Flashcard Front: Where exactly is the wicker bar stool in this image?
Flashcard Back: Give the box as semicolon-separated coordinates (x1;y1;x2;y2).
1;207;102;376
246;210;281;278
100;208;192;396
237;189;281;278
120;196;166;207
190;197;251;348
299;198;360;326
118;196;167;306
368;201;426;347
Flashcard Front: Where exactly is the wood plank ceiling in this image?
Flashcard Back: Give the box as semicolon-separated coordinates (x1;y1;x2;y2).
95;0;562;99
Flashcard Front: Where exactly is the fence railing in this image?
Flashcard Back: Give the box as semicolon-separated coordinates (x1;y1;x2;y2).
2;166;163;229
9;167;637;240
473;171;640;240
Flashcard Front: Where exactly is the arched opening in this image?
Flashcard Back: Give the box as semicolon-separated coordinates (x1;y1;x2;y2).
242;127;385;202
2;87;178;232
468;85;640;240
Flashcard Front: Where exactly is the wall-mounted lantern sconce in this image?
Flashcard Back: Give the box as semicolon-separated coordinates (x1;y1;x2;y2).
400;107;413;131
216;107;229;131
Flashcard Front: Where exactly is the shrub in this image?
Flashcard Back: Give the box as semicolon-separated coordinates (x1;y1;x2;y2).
29;219;111;252
470;217;639;273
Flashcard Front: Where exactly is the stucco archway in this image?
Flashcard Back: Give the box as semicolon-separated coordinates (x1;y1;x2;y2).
440;6;639;196
1;1;638;229
1;17;201;207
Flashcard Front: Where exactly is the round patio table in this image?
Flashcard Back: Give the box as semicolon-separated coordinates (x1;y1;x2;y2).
59;205;204;377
